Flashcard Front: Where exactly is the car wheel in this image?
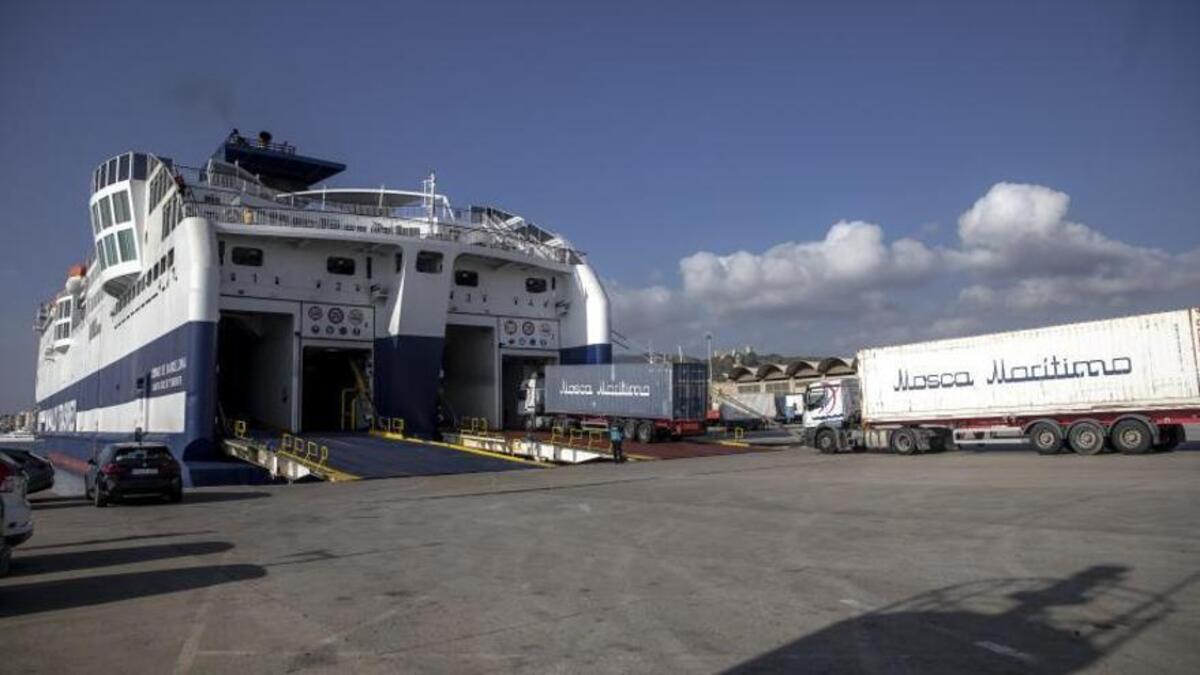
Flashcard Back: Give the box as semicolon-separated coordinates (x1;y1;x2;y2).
93;484;108;508
169;485;183;503
0;544;10;578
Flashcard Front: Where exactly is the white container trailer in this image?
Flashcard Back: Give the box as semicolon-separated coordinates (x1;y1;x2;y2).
796;308;1200;455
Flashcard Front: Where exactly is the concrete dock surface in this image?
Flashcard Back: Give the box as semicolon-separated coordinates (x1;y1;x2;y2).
3;448;1199;673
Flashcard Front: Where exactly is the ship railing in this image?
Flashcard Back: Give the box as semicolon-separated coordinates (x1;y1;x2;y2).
173;165;282;201
224;135;298;155
183;201;581;265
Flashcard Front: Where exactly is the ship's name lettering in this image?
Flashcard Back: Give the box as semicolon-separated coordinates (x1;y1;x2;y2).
151;357;187;380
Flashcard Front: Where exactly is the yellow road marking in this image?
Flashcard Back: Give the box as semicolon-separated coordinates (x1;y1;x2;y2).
370;431;543;467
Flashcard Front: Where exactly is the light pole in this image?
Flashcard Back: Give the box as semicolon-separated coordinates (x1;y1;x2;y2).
705;332;713;386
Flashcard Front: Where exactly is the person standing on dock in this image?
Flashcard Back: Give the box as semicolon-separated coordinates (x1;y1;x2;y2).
609;423;625;463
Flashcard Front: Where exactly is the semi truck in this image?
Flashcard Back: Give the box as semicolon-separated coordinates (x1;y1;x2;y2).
520;362;709;443
797;308;1200;455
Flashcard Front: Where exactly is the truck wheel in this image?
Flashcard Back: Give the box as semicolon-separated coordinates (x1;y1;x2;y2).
1067;421;1106;455
636;421;654;444
623;418;638;441
1111;419;1152;455
889;428;918;455
1153;425;1182;452
1027;422;1063;455
815;429;837;454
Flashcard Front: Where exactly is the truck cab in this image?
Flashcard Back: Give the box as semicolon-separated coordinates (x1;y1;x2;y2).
797;376;862;450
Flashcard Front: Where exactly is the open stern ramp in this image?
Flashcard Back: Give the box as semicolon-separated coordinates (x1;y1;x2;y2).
223;428;537;481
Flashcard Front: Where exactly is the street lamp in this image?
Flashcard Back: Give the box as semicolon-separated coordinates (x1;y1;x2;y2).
705;332;713;386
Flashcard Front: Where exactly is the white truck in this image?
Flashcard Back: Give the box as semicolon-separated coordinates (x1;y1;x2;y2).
797;308;1200;455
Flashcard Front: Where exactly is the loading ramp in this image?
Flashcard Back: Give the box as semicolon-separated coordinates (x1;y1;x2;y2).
222;426;539;481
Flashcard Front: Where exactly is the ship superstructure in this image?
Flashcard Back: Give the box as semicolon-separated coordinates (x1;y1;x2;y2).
33;132;611;485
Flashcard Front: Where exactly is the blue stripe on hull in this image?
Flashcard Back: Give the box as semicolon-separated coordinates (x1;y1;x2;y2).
559;343;612;365
35;321;233;483
38;321;217;417
373;335;444;437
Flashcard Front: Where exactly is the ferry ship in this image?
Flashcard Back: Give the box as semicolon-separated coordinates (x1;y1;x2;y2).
33;131;611;485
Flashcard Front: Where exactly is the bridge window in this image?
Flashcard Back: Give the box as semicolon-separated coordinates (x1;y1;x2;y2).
454;270;479;287
111;190;132;224
90;203;102;235
117;229;137;263
132;153;148;180
525;277;547;294
231;246;263;267
326;256;356;276
107;158;118;185
95;242;107;269
99;196;113;229
103;235;118;268
118;154;130;181
416;251;443;274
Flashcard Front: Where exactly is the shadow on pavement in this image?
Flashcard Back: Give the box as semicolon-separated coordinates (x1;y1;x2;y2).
725;565;1197;674
97;490;273;507
0;563;266;617
19;530;217;552
8;541;235;577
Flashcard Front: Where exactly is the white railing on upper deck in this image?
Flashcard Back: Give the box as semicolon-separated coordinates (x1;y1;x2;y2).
183;201;580;265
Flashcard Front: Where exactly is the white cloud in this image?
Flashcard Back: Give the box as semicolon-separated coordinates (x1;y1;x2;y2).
950;182;1200;311
678;221;936;315
606;181;1200;356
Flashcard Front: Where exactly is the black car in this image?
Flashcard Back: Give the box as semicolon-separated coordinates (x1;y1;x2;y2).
0;448;55;494
85;443;183;507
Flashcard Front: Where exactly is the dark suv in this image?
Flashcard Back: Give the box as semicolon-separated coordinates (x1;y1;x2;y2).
0;448;55;494
85;443;183;507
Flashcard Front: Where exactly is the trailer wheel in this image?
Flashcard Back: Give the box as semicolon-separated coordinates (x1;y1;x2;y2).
815;429;837;454
636;421;655;444
889;428;918;455
623;418;638;441
1111;419;1152;455
1027;422;1063;455
1153;425;1182;452
1067;421;1106;455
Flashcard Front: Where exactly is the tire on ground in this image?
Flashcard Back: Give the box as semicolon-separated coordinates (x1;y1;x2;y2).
623;418;638;441
1027;421;1064;455
1153;424;1183;452
636;421;655;444
815;428;837;454
1067;421;1106;456
889;428;919;455
1111;418;1152;455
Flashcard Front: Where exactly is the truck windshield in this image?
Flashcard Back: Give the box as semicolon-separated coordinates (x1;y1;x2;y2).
805;389;827;409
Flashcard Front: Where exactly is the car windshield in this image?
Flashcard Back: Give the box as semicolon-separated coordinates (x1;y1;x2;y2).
114;446;172;463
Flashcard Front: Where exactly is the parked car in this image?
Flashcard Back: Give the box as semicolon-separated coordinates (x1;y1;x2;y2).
1;453;34;576
85;442;183;507
0;447;55;494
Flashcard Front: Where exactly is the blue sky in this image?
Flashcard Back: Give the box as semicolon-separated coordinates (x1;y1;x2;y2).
1;0;1198;410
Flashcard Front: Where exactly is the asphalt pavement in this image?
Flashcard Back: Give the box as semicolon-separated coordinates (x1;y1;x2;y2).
2;446;1199;673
